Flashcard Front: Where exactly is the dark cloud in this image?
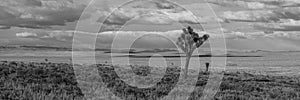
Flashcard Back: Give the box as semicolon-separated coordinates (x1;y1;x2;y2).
0;0;42;7
152;0;178;10
22;0;42;6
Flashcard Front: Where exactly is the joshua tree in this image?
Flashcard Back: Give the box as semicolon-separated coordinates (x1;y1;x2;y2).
176;26;209;77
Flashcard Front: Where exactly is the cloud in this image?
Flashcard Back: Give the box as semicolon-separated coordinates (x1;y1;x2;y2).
39;31;75;41
254;19;300;31
101;8;206;24
264;31;300;39
221;7;300;24
17;28;300;44
209;0;300;9
227;31;300;40
209;27;300;40
222;10;281;22
0;26;10;29
278;7;300;20
0;0;87;29
213;0;300;25
16;32;38;38
0;0;42;7
17;31;74;42
209;0;277;9
15;29;209;48
14;29;300;51
98;0;207;32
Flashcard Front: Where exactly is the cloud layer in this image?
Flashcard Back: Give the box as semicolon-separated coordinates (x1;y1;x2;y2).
14;29;300;51
97;0;210;32
0;0;86;29
207;0;300;35
16;29;300;46
4;0;300;51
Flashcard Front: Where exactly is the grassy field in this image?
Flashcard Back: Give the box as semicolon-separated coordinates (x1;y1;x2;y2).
0;61;300;100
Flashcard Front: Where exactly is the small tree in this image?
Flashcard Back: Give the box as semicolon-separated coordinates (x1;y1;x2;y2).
176;27;209;77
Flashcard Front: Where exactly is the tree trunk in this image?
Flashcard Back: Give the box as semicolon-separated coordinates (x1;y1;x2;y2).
184;55;191;78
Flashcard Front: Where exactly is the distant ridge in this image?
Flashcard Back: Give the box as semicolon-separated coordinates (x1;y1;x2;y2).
1;45;300;53
20;46;70;51
0;45;71;51
114;54;263;58
229;49;300;53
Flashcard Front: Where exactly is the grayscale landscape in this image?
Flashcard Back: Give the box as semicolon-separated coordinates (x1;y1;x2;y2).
1;0;300;100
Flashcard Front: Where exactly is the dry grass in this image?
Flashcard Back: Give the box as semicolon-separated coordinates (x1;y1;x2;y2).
0;61;83;100
1;61;300;100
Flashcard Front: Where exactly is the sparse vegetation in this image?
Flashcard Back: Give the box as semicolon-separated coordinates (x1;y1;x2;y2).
0;61;83;100
0;61;300;100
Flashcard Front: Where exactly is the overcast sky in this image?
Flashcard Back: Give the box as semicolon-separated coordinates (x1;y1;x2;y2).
0;0;300;51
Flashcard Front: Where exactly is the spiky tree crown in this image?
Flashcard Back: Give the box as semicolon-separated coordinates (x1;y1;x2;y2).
176;27;209;56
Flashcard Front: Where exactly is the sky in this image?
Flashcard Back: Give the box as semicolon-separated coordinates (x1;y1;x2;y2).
0;0;300;51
